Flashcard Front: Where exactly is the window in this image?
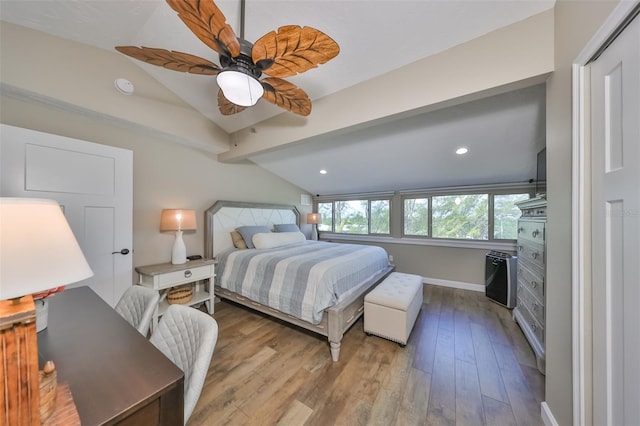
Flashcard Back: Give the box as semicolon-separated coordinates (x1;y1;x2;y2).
335;200;368;234
315;198;391;235
317;185;531;243
317;202;333;232
404;198;429;236
493;193;529;239
432;194;489;239
370;200;390;234
402;188;531;242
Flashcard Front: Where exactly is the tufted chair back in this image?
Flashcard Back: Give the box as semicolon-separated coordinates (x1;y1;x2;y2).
115;285;160;336
150;304;218;425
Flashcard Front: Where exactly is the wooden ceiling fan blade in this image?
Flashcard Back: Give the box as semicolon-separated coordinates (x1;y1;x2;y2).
260;77;311;116
166;0;240;58
217;90;247;115
115;46;221;75
252;25;340;78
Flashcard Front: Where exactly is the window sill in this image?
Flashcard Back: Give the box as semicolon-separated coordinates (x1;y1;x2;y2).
319;233;517;252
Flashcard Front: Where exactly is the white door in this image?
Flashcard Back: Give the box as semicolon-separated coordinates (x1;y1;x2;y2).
590;14;640;426
0;124;133;307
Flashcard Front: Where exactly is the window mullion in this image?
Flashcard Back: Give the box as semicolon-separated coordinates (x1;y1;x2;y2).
489;193;495;242
428;196;433;238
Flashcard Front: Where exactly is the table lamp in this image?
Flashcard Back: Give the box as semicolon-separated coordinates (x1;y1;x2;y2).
307;213;321;241
0;197;93;424
160;209;197;264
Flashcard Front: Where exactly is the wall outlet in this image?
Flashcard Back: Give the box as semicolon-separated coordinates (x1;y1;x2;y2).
389;255;394;263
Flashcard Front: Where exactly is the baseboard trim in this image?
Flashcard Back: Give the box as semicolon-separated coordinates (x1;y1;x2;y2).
423;277;485;293
541;402;558;426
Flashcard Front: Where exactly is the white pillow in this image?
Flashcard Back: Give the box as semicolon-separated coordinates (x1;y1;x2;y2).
252;231;306;249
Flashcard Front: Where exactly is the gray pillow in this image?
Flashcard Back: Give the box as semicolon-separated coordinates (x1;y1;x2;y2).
235;226;270;249
273;223;301;233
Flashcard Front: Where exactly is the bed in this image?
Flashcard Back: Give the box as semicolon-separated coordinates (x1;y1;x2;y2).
204;200;394;361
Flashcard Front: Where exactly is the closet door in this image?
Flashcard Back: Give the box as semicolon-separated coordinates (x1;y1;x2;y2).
590;13;639;426
1;124;133;307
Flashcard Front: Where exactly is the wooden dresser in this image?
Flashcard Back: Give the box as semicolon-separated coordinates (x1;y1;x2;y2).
514;195;547;374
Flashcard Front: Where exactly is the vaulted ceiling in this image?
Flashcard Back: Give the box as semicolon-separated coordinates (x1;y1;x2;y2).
0;0;554;195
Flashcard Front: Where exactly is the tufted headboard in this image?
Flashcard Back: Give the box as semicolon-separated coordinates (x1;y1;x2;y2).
204;200;300;259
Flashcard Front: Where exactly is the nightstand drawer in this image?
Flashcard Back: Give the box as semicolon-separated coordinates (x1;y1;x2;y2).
158;264;213;287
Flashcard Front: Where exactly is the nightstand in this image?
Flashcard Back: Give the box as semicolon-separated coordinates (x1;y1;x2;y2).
135;258;216;331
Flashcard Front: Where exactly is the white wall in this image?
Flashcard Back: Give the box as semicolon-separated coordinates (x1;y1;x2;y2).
545;1;619;424
0;94;310;281
0;21;228;154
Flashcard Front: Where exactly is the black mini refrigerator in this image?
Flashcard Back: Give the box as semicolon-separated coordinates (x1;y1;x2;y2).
485;251;517;308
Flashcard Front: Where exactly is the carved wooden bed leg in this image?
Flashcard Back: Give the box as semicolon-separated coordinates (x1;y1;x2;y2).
329;340;341;362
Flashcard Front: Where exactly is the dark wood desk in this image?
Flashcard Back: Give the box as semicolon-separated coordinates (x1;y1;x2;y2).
37;286;184;425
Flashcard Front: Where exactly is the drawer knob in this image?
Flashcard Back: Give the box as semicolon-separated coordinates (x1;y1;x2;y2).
531;280;538;288
532;229;540;238
518;227;524;233
184;270;192;278
531;252;539;260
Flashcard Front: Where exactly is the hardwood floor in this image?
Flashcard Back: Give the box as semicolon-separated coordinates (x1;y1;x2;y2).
188;285;544;426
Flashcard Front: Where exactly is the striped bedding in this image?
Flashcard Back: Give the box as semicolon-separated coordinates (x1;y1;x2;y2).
216;241;390;324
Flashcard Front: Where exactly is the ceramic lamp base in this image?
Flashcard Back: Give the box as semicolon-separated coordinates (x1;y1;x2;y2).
171;230;187;264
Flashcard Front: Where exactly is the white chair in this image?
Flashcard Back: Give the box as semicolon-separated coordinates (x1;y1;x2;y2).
150;304;218;425
114;285;160;336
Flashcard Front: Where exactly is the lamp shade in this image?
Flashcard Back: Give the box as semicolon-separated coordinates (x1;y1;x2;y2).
307;213;321;225
217;70;264;107
0;198;94;300
160;209;197;232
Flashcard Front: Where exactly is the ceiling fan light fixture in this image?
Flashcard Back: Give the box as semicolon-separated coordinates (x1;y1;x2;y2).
217;70;264;107
114;0;339;116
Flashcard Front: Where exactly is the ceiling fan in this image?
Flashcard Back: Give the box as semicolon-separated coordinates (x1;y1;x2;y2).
115;0;340;117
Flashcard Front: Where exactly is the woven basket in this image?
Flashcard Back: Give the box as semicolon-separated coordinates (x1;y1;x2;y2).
167;284;193;304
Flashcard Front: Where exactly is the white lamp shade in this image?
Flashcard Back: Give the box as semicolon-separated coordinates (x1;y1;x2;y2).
160;209;197;232
307;213;321;224
0;198;94;300
217;70;264;107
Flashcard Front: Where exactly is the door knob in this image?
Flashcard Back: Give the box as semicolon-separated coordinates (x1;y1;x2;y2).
112;248;130;255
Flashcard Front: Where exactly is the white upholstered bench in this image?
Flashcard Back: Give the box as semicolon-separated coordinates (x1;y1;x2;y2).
364;272;423;346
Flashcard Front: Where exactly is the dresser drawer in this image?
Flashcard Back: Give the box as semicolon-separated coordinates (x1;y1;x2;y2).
516;302;545;345
518;220;545;245
158;264;214;287
519;205;547;218
517;282;544;325
517;262;544;301
517;241;545;271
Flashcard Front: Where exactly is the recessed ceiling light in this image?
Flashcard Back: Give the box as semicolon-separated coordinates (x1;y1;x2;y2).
320;169;327;175
456;147;468;155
